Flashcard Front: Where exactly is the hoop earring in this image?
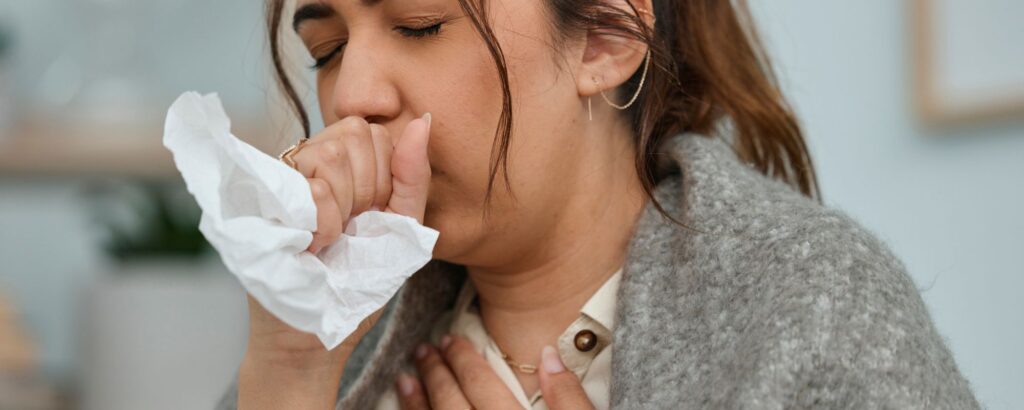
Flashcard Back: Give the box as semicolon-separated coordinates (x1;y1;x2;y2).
595;49;651;110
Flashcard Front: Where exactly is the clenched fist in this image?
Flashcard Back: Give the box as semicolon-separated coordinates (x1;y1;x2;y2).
292;113;433;253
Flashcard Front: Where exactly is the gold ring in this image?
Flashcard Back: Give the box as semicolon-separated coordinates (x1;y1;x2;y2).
278;138;308;170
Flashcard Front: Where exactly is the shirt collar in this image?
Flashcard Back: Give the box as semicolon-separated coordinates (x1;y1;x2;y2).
452;266;623;335
580;267;622;333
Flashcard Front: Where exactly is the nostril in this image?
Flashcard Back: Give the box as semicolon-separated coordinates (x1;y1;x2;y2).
364;115;388;125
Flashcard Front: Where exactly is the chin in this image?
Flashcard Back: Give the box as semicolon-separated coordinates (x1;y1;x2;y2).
422;206;471;264
427;228;468;263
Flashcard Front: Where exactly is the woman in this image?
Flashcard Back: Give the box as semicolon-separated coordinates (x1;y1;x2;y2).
220;0;979;408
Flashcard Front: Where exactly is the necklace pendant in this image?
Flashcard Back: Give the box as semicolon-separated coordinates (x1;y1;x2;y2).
501;352;539;374
517;364;538;374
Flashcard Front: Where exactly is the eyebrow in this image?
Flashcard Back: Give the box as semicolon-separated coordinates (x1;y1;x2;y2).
292;0;385;33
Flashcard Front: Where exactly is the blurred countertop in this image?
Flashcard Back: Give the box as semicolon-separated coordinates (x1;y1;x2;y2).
0;119;286;179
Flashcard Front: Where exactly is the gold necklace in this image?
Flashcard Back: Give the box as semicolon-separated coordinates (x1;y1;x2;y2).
474;297;538;374
493;339;537;374
499;351;538;374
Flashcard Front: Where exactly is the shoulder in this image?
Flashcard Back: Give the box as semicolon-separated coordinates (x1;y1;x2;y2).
615;132;978;407
654;132;951;349
639;131;915;297
655;132;913;293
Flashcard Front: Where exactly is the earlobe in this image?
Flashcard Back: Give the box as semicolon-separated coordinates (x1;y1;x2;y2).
574;5;655;100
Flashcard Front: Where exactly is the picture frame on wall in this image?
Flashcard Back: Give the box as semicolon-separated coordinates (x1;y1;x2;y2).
912;0;1024;126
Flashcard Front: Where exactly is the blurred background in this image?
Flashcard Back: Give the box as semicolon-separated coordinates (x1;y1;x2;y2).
0;0;1021;409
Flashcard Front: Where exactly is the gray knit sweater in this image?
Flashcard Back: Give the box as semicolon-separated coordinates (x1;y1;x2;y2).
217;132;979;409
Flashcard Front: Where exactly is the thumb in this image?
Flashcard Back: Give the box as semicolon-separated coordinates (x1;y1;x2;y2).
538;345;595;410
385;112;432;224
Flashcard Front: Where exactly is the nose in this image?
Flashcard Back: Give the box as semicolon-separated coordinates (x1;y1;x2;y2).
330;40;401;125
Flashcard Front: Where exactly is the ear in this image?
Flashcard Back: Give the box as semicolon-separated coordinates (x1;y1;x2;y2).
575;0;655;101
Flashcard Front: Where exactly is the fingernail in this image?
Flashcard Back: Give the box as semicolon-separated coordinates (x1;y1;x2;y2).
440;335;452;350
415;343;429;360
368;205;381;212
422;112;432;130
397;373;416;396
541;345;565;374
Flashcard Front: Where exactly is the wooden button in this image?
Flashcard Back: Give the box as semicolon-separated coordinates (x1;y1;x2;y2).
574;329;598;352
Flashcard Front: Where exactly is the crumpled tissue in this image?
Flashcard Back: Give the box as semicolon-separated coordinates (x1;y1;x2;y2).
162;91;439;350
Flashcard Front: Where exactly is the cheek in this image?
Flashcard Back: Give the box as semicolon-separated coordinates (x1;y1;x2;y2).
315;71;339;124
417;34;507;194
424;6;579;214
415;45;515;255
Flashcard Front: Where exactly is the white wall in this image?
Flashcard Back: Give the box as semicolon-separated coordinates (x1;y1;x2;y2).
750;2;1024;408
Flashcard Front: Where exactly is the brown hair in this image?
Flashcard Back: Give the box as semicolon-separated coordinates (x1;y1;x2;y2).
265;0;821;227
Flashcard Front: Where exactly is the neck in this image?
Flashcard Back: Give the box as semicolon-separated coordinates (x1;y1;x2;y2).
464;126;646;377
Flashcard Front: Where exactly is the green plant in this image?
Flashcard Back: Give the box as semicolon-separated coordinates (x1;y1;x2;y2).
0;24;11;60
88;180;211;263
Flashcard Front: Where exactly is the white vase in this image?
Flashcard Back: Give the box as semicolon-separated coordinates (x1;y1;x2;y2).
79;258;247;410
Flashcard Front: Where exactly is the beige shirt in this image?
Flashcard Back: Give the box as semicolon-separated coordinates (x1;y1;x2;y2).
376;268;622;410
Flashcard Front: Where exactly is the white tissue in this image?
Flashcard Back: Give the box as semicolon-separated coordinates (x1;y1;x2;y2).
162;91;439;350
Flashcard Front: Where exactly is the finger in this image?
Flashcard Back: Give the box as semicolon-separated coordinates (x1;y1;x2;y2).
295;117;369;224
440;335;520;408
396;372;430;410
337;120;377;216
299;139;354;225
306;177;344;254
538;345;595;410
413;343;472;410
386;113;432;224
292;138;317;178
369;123;393;211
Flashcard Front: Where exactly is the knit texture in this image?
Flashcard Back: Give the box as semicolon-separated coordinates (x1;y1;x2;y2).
216;132;978;409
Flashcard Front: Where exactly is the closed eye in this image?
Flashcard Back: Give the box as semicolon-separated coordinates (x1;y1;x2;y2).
309;22;445;71
395;22;443;38
311;43;346;70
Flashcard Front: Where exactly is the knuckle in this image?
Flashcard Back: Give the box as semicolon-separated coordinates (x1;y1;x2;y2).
344;126;374;147
338;116;371;136
308;179;331;200
317;141;345;163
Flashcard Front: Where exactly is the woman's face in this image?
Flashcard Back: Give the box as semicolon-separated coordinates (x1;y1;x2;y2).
294;0;595;267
